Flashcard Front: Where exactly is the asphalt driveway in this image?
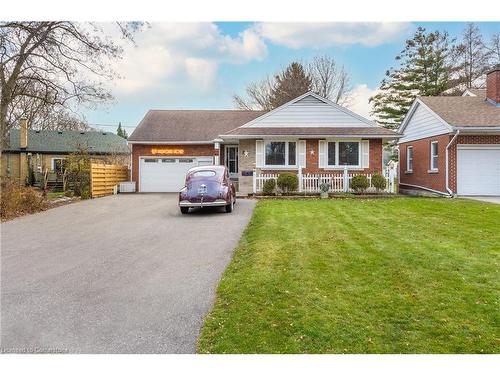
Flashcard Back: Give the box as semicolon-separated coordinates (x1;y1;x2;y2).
1;194;255;353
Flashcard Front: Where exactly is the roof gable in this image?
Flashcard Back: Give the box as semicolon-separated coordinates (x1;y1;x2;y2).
240;92;376;128
398;100;452;143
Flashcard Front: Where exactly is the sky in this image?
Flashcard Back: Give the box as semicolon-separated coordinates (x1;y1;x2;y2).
84;22;500;133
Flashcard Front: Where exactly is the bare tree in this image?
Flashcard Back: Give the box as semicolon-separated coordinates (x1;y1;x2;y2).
455;23;491;89
0;22;139;146
233;76;274;111
487;33;500;65
308;55;352;105
233;55;353;111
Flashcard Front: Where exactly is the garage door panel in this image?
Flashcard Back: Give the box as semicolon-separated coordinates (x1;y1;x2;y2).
457;147;500;196
140;157;212;193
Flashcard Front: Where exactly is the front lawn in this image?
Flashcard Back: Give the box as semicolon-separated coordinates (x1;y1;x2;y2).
198;198;500;353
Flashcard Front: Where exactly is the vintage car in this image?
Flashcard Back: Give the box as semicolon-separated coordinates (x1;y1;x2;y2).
178;165;236;214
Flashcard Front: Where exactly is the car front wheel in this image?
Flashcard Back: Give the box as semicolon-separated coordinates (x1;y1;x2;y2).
180;207;189;214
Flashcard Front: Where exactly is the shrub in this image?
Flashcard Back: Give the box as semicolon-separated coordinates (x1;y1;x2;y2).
277;173;299;194
80;188;91;200
371;174;387;192
0;178;48;220
64;190;74;197
262;179;276;195
350;175;369;193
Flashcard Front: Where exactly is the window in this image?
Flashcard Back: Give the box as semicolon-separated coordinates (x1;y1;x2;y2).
326;141;360;167
265;141;297;167
192;170;216;177
327;142;336;165
339;142;359;166
430;141;438;171
52;158;66;172
406;146;413;172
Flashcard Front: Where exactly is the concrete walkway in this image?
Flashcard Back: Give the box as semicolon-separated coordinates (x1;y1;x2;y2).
1;194;255;353
461;196;500;204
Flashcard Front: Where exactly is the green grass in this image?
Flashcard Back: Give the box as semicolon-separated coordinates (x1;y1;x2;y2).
198;198;500;353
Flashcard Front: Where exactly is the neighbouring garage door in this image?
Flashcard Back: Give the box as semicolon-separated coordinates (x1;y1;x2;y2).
139;157;213;192
457;145;500;196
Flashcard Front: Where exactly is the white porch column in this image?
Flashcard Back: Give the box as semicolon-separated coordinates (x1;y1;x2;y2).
343;166;349;192
213;139;222;165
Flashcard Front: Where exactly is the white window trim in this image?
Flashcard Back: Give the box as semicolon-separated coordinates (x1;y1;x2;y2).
51;157;65;171
406;146;413;172
264;140;298;169
325;139;362;169
430;141;439;171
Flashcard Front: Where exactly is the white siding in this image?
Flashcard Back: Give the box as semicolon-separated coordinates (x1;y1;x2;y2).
399;103;451;143
244;94;374;128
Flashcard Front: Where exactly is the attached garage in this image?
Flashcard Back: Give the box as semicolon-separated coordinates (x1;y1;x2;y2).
457;145;500;196
139;156;213;192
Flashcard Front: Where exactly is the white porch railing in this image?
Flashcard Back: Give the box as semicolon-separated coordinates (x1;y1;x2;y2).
253;167;396;194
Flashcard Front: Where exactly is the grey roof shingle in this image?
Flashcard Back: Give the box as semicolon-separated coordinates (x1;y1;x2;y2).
222;126;400;137
419;96;500;127
128;110;266;142
5;129;130;154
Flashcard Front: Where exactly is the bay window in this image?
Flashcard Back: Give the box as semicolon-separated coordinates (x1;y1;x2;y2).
265;141;297;167
326;140;361;167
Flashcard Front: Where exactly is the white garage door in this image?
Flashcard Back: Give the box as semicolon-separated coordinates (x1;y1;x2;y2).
139;157;213;192
457;145;500;196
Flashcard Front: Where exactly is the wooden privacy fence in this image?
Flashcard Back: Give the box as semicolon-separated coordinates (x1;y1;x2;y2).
90;163;129;198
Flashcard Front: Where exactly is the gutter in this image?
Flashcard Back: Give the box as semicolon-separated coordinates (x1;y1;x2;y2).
219;134;403;140
445;129;460;196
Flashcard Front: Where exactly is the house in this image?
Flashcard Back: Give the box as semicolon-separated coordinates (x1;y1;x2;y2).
398;66;500;196
1;118;131;186
128;92;401;194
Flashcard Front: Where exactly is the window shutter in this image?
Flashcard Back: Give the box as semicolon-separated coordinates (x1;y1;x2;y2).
362;140;370;168
298;140;306;168
318;140;326;168
255;140;264;168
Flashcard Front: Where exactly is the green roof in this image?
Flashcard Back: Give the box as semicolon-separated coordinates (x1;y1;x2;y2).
5;129;130;154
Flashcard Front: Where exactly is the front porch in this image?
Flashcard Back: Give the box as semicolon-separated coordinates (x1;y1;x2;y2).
252;167;396;194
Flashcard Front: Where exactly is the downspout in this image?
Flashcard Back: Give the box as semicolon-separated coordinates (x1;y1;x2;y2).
445;129;459;197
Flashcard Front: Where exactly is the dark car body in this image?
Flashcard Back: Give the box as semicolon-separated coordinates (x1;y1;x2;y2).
179;165;236;213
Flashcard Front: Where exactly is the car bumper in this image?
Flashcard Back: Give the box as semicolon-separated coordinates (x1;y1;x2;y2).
179;199;228;208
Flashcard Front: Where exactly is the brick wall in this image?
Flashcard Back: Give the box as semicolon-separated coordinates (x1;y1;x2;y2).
399;134;451;193
131;143;215;190
486;68;500;104
399;134;500;194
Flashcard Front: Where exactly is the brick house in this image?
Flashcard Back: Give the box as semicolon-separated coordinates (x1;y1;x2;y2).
128;92;401;194
398;66;500;196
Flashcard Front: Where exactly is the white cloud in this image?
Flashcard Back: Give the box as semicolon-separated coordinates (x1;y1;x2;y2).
254;22;410;49
349;84;379;120
111;23;267;94
185;58;218;89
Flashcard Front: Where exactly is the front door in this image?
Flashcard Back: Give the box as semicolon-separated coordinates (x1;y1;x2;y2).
225;145;239;179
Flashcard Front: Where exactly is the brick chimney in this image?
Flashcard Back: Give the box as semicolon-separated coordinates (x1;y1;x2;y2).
486;65;500;106
20;117;28;149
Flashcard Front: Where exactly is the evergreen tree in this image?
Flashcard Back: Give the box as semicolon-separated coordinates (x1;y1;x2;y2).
370;27;455;129
269;62;313;108
116;122;128;139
